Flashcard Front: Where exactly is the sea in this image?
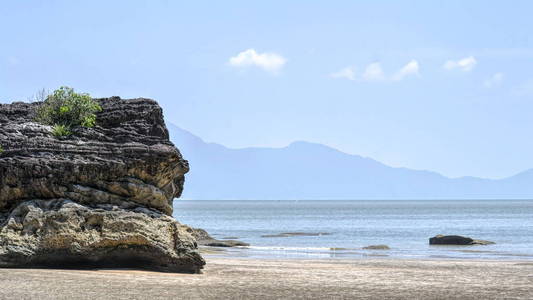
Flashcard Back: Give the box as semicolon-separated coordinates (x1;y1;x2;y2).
173;200;533;260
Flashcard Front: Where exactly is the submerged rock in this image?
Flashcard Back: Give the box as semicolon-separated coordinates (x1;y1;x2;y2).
203;240;250;247
0;97;205;273
362;245;390;250
429;235;495;246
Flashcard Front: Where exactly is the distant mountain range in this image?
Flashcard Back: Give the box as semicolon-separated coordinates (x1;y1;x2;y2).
168;123;533;200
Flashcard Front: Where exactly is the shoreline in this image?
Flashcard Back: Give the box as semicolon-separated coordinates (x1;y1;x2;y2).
199;245;533;261
1;256;531;299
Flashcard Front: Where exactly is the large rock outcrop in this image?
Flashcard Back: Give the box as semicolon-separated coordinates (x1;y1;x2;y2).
0;97;205;273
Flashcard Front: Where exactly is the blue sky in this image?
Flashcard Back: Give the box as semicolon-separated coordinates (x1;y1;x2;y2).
2;1;533;179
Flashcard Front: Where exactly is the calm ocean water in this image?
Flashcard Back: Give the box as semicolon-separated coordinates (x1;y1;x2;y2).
173;200;533;260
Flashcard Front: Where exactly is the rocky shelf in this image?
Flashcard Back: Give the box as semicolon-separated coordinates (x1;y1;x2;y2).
0;97;205;273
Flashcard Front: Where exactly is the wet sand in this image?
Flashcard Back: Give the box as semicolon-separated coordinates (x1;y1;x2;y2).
0;257;532;299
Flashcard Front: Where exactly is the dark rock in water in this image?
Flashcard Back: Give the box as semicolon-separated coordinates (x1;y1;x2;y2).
204;240;250;247
362;245;390;250
471;240;495;245
261;232;332;238
329;247;351;251
429;235;495;246
187;227;249;247
0;97;205;273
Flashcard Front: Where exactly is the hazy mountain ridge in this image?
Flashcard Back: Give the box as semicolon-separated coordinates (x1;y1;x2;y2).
168;123;533;200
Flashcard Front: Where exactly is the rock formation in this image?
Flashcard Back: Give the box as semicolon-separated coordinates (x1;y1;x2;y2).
0;97;205;273
429;235;495;245
188;227;249;247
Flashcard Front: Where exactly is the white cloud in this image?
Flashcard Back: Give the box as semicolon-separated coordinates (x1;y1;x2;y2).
362;62;385;81
228;49;286;73
331;60;421;82
443;56;477;72
329;67;356;81
392;59;420;81
484;73;504;88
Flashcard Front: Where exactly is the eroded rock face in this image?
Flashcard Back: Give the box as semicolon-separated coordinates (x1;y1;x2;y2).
0;97;205;273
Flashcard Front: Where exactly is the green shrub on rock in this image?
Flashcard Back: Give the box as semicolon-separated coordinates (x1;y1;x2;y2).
51;124;71;137
35;86;101;136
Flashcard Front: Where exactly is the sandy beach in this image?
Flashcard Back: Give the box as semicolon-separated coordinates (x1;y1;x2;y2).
0;257;531;299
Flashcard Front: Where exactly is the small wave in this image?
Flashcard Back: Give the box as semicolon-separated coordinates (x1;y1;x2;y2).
454;249;533;258
246;246;335;251
260;232;332;238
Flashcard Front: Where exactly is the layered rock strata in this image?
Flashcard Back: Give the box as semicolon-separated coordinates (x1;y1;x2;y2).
0;97;205;273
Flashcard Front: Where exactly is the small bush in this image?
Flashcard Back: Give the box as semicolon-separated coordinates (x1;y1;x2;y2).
0;145;3;154
35;86;101;135
51;124;71;137
28;88;49;103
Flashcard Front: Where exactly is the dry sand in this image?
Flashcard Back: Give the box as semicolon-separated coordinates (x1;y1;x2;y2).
0;257;532;299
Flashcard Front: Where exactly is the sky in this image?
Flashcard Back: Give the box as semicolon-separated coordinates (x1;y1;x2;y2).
2;0;533;179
